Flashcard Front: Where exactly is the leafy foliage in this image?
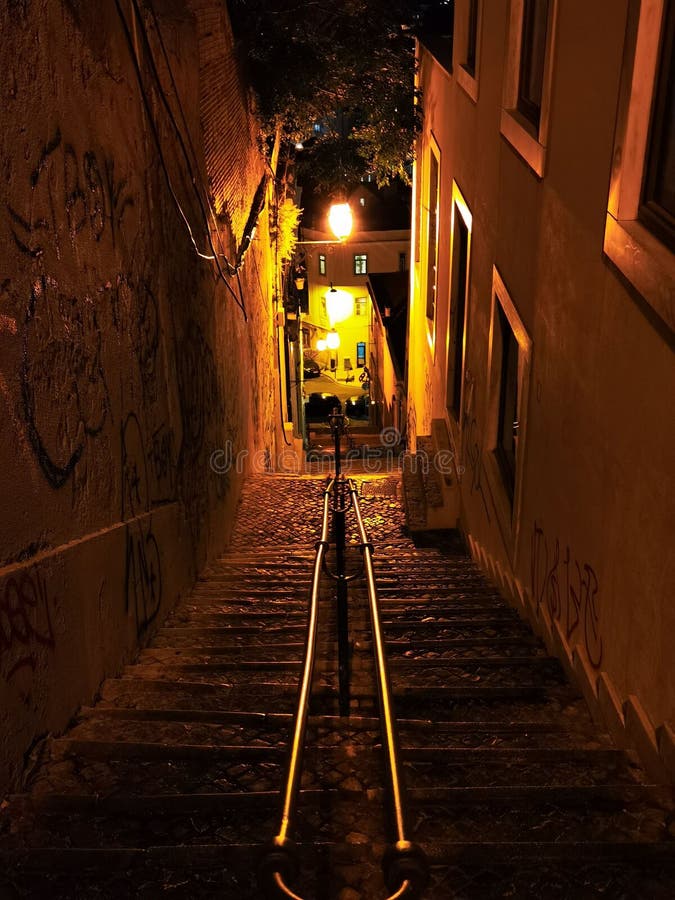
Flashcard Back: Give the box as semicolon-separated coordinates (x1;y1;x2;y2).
229;0;422;192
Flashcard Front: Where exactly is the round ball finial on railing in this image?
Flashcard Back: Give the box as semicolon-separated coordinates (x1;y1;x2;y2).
382;840;430;898
259;837;300;898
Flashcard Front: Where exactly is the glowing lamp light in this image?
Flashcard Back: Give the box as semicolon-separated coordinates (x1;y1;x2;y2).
316;338;328;352
326;329;340;350
328;202;353;241
326;283;354;325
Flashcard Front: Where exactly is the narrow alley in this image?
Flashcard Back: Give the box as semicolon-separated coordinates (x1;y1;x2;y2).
1;473;672;898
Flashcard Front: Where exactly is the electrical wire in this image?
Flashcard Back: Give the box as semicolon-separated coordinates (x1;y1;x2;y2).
113;0;247;318
129;0;248;318
144;0;238;274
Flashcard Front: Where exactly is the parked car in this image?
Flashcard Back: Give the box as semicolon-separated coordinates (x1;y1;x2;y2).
303;358;321;379
305;392;341;420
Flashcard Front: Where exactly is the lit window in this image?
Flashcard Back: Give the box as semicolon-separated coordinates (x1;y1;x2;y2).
318;254;326;276
639;0;675;252
426;148;440;323
354;254;368;275
446;185;472;423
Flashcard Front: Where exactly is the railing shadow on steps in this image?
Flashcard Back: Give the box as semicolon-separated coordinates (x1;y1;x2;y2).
259;412;429;899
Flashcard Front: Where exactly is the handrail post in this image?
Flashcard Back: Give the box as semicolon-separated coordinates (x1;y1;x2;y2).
328;409;350;717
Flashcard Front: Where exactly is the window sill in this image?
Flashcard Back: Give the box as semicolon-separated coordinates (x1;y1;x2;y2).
456;64;479;103
500;108;546;178
604;212;675;335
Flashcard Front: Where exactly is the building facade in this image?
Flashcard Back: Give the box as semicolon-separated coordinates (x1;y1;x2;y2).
407;0;674;779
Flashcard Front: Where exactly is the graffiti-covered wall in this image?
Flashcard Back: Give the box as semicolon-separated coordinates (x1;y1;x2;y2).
0;0;278;793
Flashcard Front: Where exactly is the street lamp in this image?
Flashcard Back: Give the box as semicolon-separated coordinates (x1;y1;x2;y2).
328;202;353;241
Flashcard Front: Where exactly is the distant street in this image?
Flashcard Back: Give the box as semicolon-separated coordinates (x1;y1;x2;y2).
304;372;368;404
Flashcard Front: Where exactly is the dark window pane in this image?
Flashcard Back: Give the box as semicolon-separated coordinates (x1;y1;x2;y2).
517;0;550;129
446;210;468;419
465;0;479;75
640;0;675;251
495;304;519;502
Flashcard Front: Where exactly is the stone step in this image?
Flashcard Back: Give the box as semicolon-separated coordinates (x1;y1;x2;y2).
2;842;674;900
61;709;612;753
25;742;644;801
4;784;671;850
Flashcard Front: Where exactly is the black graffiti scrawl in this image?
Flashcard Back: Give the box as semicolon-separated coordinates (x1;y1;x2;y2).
8;129;134;489
121;413;162;638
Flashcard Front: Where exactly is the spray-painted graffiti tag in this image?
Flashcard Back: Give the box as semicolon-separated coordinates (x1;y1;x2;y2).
531;521;603;668
0;570;56;681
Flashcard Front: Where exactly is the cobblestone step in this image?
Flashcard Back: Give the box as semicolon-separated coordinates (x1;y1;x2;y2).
2;473;672;899
2;842;674;900
4;784;671;852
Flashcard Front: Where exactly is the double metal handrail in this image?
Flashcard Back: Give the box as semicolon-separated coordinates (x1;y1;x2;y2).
260;438;428;898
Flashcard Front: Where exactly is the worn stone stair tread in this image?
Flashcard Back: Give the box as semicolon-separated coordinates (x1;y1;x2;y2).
80;707;577;734
11;783;669;816
2;840;674;870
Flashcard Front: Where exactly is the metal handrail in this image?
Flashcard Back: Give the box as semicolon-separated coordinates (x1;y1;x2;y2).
348;479;429;899
259;477;334;900
260;470;428;898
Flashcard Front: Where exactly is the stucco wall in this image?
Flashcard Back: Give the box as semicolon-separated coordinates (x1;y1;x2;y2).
408;0;674;776
0;0;277;794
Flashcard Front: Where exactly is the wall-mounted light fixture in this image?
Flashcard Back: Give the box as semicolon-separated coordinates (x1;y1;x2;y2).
326;328;340;350
326;283;354;325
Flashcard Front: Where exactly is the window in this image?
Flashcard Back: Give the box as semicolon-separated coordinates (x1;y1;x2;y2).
639;0;675;252
318;254;326;276
399;252;407;272
354;254;368;275
494;305;519;501
446;185;472;422
517;0;550;129
604;0;675;333
484;267;532;552
355;297;368;316
465;0;479;74
426;148;440;324
356;341;366;367
456;0;482;102
500;0;557;177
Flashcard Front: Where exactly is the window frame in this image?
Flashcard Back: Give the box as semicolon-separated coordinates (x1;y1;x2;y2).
353;253;368;276
484;266;532;560
500;0;558;177
445;182;472;432
456;0;483;103
604;0;675;334
425;138;441;350
516;0;551;129
638;0;675;252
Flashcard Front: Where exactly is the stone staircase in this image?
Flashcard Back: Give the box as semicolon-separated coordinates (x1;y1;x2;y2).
1;475;673;898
